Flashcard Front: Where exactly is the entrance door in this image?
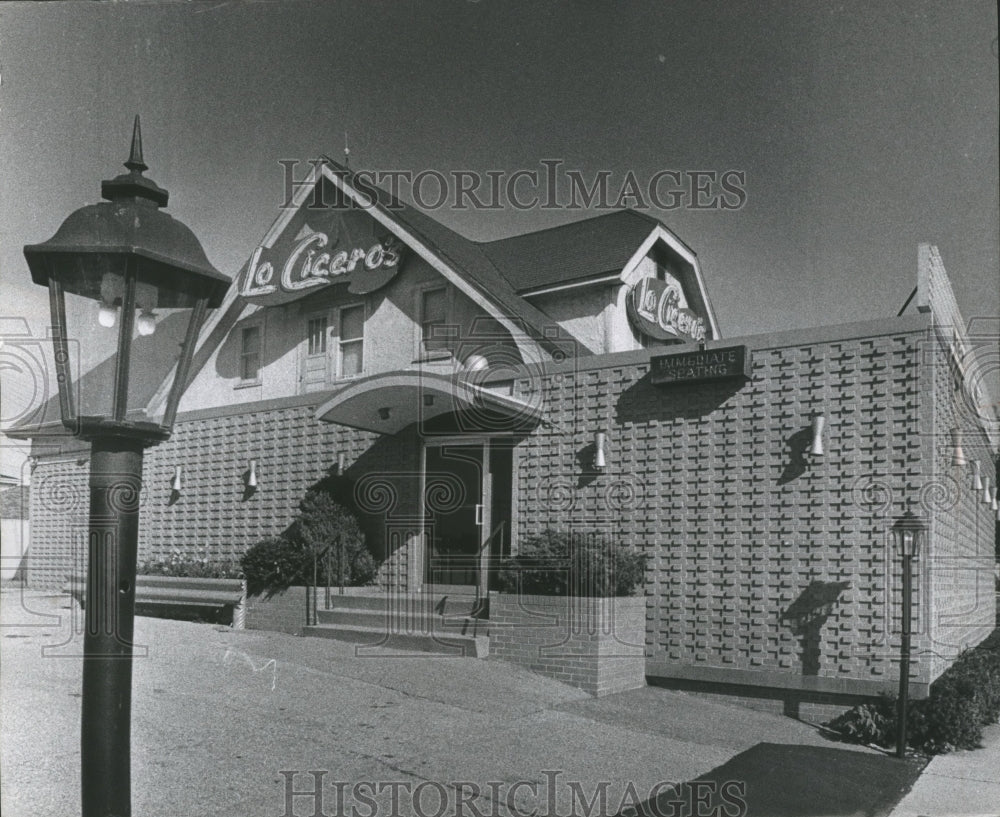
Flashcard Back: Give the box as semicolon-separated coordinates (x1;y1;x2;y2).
423;439;512;595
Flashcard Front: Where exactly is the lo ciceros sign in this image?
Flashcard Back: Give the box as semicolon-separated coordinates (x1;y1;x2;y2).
238;210;405;305
626;276;707;343
650;345;752;386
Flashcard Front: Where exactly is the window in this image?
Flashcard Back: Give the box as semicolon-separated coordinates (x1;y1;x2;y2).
337;304;364;378
420;287;449;354
307;315;328;356
240;325;261;382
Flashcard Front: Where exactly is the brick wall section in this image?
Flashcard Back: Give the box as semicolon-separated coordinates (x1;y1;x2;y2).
489;593;646;696
925;327;997;682
26;458;88;589
512;316;990;697
245;586;309;634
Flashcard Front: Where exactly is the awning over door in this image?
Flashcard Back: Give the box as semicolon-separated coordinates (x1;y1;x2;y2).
314;369;542;434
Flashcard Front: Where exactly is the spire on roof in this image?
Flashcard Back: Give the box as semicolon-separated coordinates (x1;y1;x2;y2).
124;114;148;174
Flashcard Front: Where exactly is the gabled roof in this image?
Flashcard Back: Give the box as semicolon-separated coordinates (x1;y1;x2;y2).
480;209;688;293
317;158;563;350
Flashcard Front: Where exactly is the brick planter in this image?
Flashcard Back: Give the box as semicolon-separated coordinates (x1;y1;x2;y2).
489;592;646;696
245;586;310;634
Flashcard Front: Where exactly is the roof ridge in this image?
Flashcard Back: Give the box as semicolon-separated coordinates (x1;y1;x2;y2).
475;208;660;246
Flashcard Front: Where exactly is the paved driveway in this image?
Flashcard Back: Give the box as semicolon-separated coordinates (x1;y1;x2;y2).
2;590;923;817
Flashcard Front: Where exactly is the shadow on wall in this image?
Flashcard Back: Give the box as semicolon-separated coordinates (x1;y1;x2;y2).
777;426;814;485
615;373;747;426
621;742;923;817
298;426;422;567
782;581;852;677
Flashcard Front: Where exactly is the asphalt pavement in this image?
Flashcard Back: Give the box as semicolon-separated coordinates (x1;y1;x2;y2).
1;589;990;817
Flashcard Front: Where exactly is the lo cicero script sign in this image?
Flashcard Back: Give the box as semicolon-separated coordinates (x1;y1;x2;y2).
238;207;405;306
650;345;752;386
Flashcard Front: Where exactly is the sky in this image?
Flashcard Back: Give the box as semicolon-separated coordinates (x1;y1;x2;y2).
1;0;998;464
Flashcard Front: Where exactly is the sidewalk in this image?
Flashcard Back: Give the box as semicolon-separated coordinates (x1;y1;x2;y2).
889;723;1000;817
0;589;986;816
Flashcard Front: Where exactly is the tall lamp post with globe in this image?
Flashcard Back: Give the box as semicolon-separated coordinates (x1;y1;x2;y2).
23;117;230;817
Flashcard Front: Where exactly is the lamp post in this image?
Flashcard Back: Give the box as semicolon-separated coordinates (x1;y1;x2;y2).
23;117;229;817
891;510;928;760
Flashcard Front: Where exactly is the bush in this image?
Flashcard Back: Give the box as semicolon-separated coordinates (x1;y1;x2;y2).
496;529;646;597
826;628;1000;754
239;537;310;598
289;491;378;588
240;493;379;597
139;551;242;579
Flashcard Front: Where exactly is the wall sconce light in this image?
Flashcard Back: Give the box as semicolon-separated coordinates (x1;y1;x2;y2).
170;465;182;494
992;486;999;513
594;431;607;470
246;459;258;490
337;451;346;474
809;414;825;456
983;475;992;506
950;429;967;466
378;407;391;421
972;460;983;491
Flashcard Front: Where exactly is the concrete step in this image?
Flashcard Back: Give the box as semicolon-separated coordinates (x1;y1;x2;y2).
301;623;488;658
315;606;487;635
322;591;486;617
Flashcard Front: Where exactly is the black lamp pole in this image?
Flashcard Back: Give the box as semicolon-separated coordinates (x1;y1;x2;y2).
896;547;914;759
893;510;927;760
24;117;230;817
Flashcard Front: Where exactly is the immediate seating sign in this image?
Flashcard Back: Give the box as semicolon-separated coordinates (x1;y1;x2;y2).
649;345;752;385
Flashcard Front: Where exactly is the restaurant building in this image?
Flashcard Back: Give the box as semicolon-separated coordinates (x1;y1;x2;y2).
13;159;998;702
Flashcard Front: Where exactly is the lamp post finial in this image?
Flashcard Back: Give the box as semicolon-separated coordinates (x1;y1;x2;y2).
124;115;148;174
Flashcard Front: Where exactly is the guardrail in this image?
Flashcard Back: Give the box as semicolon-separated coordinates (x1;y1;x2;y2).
63;574;245;625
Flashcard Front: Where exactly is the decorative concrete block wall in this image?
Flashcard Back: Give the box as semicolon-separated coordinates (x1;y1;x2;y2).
489;593;646;696
511;315;995;698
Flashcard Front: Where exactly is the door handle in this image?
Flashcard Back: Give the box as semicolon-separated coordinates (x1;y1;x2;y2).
475;504;484;526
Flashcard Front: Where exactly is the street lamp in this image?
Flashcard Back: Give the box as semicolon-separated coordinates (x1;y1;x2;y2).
23;116;229;817
891;509;928;760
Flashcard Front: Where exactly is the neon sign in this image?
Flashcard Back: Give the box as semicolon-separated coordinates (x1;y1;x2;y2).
627;275;706;342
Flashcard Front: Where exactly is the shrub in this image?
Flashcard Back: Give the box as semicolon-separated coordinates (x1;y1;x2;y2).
496;529;646;597
139;551;242;579
240;493;379;597
826;628;1000;754
239;536;310;598
288;491;378;588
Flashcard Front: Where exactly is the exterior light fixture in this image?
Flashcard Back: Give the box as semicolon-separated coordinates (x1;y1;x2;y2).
337;451;346;474
983;476;992;506
594;431;607;470
992;485;998;512
170;465;183;493
950;429;966;466
23;116;229;817
972;460;983;491
890;510;929;759
809;414;825;456
247;459;258;489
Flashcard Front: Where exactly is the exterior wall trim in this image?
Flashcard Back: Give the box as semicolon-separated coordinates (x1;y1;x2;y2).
645;661;931;700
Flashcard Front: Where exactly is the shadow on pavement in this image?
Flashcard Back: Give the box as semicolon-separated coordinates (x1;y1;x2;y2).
623;742;926;817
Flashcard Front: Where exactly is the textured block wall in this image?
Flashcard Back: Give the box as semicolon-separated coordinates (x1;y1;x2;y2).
25;457;88;589
513;322;965;696
925;328;997;682
26;399;423;592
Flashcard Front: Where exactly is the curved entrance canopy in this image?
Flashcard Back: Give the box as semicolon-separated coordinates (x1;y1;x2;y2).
315;369;542;434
